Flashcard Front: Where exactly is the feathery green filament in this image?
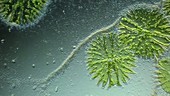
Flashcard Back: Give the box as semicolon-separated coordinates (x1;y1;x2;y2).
162;0;170;17
118;7;170;59
156;58;170;93
87;33;136;88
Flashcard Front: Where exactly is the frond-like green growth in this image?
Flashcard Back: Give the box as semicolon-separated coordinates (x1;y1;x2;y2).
156;57;170;93
86;33;136;88
118;5;170;59
0;0;50;28
162;0;170;17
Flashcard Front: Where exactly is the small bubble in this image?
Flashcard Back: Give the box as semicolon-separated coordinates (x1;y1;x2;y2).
32;85;37;90
59;47;64;52
3;63;7;68
1;39;5;43
55;86;58;92
11;59;16;63
32;64;35;68
78;6;83;9
73;45;76;49
11;94;15;96
11;83;16;89
46;62;49;65
63;10;65;14
41;84;47;90
47;52;52;56
52;60;56;64
28;75;32;79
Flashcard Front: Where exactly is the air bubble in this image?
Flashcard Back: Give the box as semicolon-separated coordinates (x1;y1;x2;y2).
28;75;31;79
32;85;37;90
78;6;83;9
3;63;7;68
32;64;35;68
11;59;16;63
46;62;49;65
59;47;64;52
54;86;58;92
11;83;16;89
52;60;56;64
63;10;65;14
73;45;76;49
1;39;5;43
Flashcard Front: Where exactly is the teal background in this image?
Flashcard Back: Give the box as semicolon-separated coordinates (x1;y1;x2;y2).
1;0;169;96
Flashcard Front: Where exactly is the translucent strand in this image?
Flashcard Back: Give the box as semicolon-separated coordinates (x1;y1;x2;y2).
35;17;121;91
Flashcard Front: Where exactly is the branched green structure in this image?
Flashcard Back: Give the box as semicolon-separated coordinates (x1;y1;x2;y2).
118;6;170;59
156;57;170;93
162;0;170;17
87;33;136;88
0;0;50;28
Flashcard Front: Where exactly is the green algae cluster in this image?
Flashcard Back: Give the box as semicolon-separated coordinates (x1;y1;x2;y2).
118;6;170;59
0;0;50;28
86;2;170;94
3;0;169;95
87;33;136;88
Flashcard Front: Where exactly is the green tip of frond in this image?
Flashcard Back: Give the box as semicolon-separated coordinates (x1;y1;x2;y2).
155;57;170;93
162;0;170;17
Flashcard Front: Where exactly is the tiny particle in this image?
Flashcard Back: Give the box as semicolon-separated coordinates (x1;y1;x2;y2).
46;62;49;65
32;64;35;68
41;84;47;90
52;60;56;64
32;85;37;90
112;15;115;18
70;83;74;86
28;76;31;79
11;94;15;96
11;83;16;89
46;52;52;56
11;59;16;63
3;63;7;68
16;47;19;50
59;47;64;52
54;86;58;92
78;6;83;9
28;75;31;79
1;39;5;43
63;10;65;14
73;45;76;49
